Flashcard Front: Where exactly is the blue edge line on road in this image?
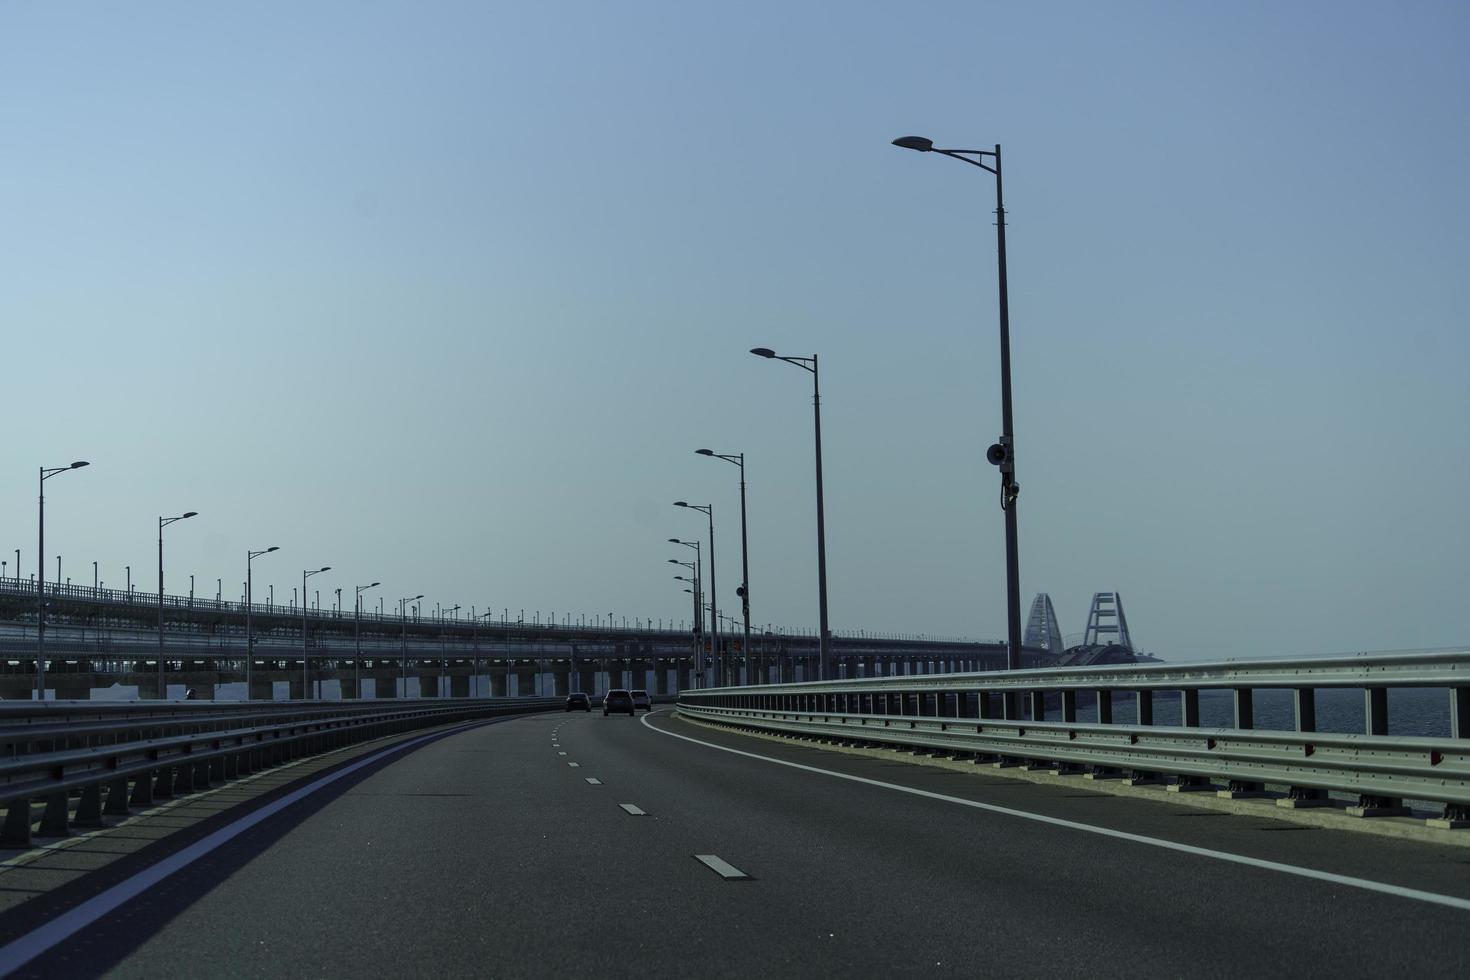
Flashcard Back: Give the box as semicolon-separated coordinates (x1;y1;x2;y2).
639;711;1470;914
0;719;489;977
3;709;1465;975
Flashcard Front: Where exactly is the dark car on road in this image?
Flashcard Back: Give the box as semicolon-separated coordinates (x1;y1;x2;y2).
565;692;590;712
603;689;635;717
630;690;651;712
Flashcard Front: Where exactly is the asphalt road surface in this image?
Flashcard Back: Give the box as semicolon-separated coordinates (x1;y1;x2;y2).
5;708;1470;978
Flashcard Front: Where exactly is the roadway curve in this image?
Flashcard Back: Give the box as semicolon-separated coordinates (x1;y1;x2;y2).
5;708;1469;977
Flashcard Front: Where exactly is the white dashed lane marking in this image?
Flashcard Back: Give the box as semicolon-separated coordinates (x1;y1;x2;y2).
619;804;646;815
557;751;567;756
568;762;580;768
585;778;602;785
694;854;749;880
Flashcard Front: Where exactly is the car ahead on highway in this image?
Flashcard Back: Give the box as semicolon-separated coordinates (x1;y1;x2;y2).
630;690;651;712
603;689;635;717
565;693;591;712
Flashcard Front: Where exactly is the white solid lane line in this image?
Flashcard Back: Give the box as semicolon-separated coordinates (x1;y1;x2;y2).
642;712;1470;913
619;804;647;815
585;778;602;785
694;854;749;880
0;719;497;976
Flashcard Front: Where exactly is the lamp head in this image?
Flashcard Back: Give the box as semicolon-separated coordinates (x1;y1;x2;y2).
695;449;713;456
181;511;198;519
667;538;680;543
369;581;380;588
674;501;688;508
266;546;279;553
70;461;90;469
749;347;776;359
319;566;331;572
892;136;934;152
414;594;424;600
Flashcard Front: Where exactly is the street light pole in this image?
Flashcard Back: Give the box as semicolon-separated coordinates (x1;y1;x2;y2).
36;461;89;700
750;347;830;681
473;610;493;697
302;566;331;699
668;538;703;687
158;511;199;699
246;546;280;699
355;581;380;698
891;136;1021;671
697;449;753;684
674;502;718;685
399;594;423;697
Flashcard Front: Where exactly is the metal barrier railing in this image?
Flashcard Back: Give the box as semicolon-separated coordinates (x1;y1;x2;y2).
0;698;561;847
677;650;1470;826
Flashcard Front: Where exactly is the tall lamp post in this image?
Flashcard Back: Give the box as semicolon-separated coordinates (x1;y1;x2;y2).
750;346;831;681
696;449;753;684
674;502;719;685
36;461;89;699
302;566;331;699
246;546;280;699
440;605;460;696
670;572;700;692
354;581;380;698
158;511;199;698
399;594;423;697
668;537;703;687
473;610;494;697
891;135;1021;671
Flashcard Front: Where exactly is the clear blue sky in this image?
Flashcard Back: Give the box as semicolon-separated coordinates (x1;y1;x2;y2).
3;1;1466;659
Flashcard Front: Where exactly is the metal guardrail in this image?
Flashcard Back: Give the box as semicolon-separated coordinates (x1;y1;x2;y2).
677;651;1470;825
0;697;561;847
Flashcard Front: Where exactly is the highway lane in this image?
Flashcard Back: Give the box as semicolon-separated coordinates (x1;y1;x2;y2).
8;707;1470;978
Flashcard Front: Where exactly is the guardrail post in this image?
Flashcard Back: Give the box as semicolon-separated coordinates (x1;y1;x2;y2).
1365;687;1388;736
1029;691;1045;721
174;763;195;795
40;794;70;836
1181;689;1200;728
153;767;175;800
1061;690;1077;723
1096;690;1112;724
105;778;131;816
1348;794;1410;818
1002;691;1019;721
0;802;32;847
1294;688;1316;732
1136;690;1153;726
1233;688;1254;730
73;784;105;828
1451;689;1469;738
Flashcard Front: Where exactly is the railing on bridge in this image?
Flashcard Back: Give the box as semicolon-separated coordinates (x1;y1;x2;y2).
0;577;985;644
677;650;1470;827
0;697;562;846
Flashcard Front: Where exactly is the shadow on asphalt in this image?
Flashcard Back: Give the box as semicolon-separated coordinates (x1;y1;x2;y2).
2;715;525;980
